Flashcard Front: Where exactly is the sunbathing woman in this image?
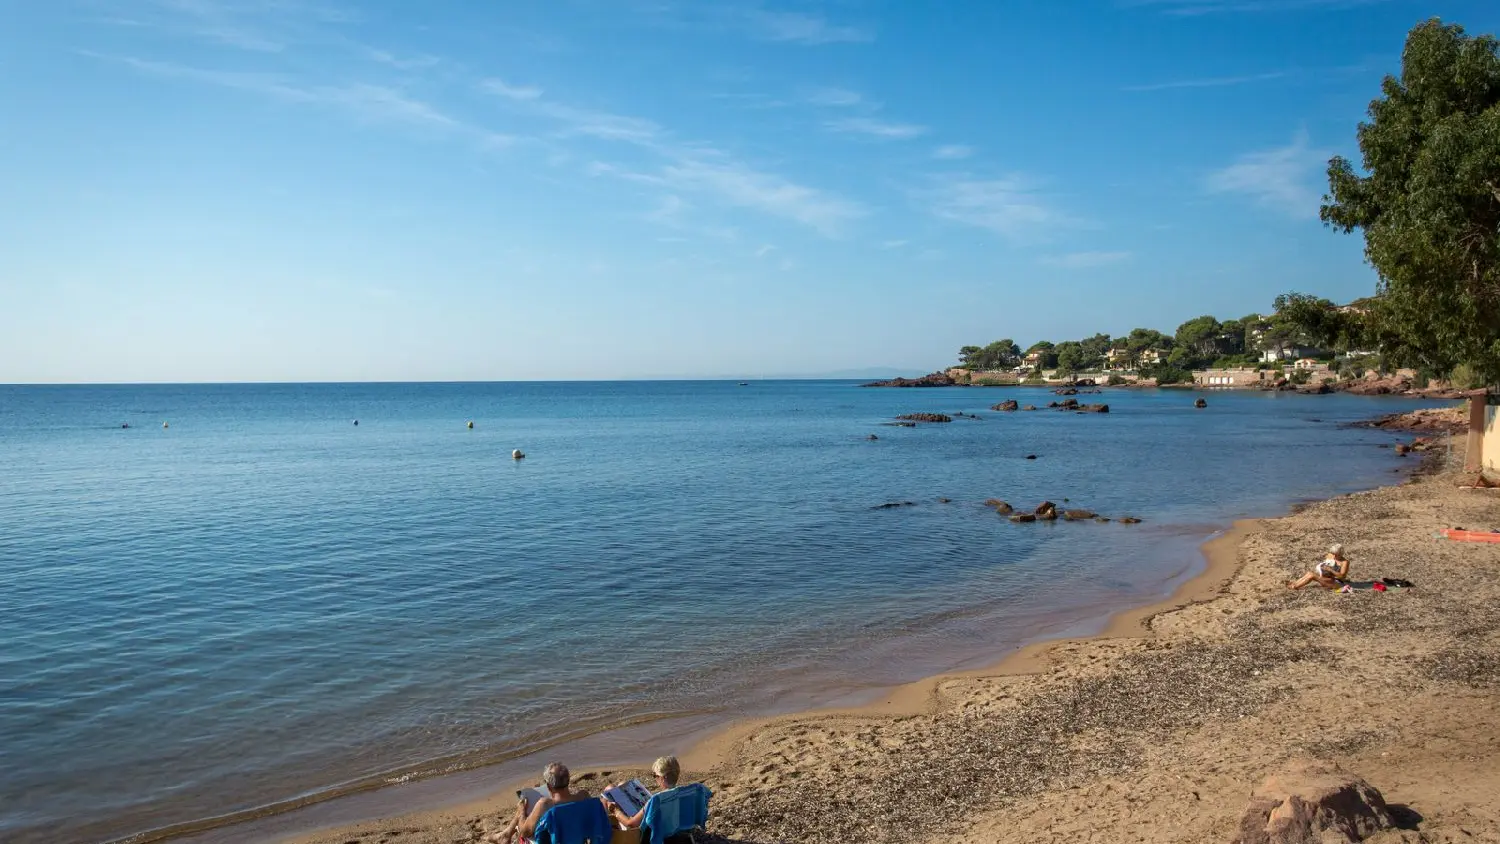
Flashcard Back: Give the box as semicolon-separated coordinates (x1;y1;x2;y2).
1288;543;1350;590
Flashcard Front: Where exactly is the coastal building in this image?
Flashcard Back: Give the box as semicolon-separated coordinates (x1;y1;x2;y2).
1193;368;1269;388
1260;345;1319;363
1292;358;1324;371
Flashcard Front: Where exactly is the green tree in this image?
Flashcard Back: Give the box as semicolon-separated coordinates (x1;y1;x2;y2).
1054;340;1086;374
1320;18;1500;385
1174;316;1223;359
957;345;984;369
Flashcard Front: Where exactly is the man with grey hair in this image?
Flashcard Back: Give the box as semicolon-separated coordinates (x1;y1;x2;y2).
490;761;593;844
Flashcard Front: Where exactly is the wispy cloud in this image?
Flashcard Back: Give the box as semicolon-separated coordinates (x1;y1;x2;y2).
1206;130;1327;218
110;0;356;52
826;117;927;139
1039;251;1132;268
365;48;440;71
804;87;864;107
1122;0;1392;14
921;175;1071;241
507;86;864;236
1123;71;1288;91
91;53;505;142
740;9;873;44
932;144;974;160
483;78;544;101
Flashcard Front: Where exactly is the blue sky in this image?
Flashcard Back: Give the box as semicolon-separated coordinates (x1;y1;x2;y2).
3;0;1496;382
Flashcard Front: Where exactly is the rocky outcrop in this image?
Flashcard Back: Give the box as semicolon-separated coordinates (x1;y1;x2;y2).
1054;387;1078;396
1117;516;1142;524
1234;760;1394;844
861;372;956;388
1008;513;1037;523
984;499;1014;514
1356;406;1467;435
895;413;952;423
1034;501;1058;520
1063;509;1097;521
1082;404;1109;413
1050;399;1080;410
992;400;1019;412
1194;398;1208;408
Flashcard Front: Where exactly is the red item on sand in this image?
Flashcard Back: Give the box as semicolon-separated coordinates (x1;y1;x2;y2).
1372;581;1387;592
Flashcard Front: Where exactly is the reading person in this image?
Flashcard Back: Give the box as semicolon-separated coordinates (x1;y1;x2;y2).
1288;543;1351;590
492;761;592;844
602;756;681;830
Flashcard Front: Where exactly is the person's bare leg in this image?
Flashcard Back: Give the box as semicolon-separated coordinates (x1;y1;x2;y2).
485;804;526;843
1288;572;1318;589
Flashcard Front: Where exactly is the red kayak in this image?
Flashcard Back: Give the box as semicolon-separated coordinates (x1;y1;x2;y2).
1440;528;1500;543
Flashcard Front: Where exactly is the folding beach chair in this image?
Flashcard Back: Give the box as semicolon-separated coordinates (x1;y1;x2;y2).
639;783;712;844
534;798;614;844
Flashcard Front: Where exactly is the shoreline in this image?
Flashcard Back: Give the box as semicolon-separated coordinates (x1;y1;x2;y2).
126;411;1463;844
193;518;1271;844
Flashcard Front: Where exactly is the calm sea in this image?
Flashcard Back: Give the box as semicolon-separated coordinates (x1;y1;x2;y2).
0;382;1438;843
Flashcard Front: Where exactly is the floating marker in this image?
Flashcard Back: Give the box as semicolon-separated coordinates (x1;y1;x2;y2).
512;449;525;460
467;421;474;429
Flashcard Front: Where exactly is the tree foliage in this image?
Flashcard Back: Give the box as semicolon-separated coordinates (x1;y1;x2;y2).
958;339;1022;370
1321;18;1500;384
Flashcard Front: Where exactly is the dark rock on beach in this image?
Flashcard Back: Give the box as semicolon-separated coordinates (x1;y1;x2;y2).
1235;759;1394;844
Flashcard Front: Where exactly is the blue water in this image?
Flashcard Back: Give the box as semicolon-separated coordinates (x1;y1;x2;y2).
0;382;1439;843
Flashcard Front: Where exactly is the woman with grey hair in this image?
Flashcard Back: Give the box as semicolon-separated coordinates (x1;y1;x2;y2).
1288;543;1352;590
491;761;593;844
602;756;682;830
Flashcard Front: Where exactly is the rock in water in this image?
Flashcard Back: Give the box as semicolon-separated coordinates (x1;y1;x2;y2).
1118;516;1142;524
1235;759;1394;844
1083;404;1109;413
1195;397;1208;408
984;499;1014;514
1034;501;1058;519
1022;405;1037;411
992;400;1019;412
872;501;916;509
895;413;953;423
1008;513;1036;523
1063;509;1096;520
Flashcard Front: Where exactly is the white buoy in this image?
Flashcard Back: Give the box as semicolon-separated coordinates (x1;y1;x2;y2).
467;420;474;429
512;449;525;460
162;421;169;429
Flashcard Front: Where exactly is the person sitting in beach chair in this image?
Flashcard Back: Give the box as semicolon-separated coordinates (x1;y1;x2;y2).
1288;543;1351;590
492;762;603;844
601;756;711;844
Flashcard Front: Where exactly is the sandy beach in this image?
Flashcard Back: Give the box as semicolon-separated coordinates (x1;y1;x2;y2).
272;412;1500;844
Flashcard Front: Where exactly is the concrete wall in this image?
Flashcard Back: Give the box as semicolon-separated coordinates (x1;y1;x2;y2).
1194;368;1267;388
1485;404;1500;473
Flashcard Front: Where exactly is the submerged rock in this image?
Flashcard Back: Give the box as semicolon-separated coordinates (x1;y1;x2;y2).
1034;501;1058;520
872;501;916;510
1063;509;1096;521
1009;513;1037;523
895;413;953;423
984;499;1014;514
1118;516;1142;524
1195;398;1208;408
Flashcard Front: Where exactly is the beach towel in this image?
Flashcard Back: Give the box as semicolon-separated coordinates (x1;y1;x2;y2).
641;783;712;844
534;798;613;844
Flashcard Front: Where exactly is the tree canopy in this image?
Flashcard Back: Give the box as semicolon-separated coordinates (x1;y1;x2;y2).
1321;18;1500;384
958;339;1022;370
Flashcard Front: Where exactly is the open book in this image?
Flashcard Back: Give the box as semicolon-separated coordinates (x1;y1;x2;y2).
517;785;550;816
602;778;654;827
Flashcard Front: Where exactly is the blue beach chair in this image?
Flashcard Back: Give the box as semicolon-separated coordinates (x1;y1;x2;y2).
640;783;712;844
533;798;614;844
